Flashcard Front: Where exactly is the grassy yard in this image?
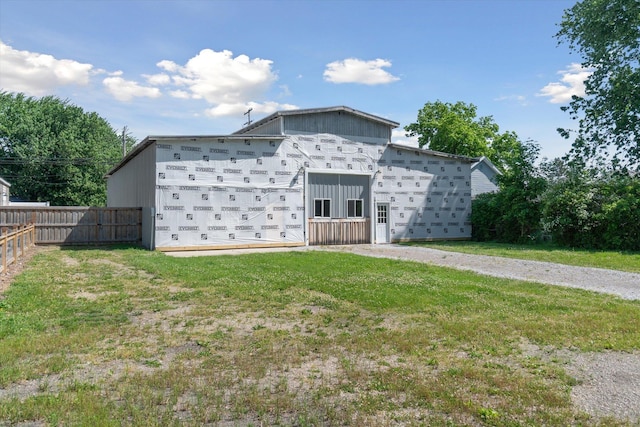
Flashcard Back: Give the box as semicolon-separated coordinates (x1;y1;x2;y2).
0;246;639;426
405;241;640;274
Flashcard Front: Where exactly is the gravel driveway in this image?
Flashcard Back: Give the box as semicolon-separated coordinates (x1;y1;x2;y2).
316;244;640;301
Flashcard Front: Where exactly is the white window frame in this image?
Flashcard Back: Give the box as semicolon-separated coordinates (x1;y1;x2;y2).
347;199;364;218
314;198;331;218
377;203;388;224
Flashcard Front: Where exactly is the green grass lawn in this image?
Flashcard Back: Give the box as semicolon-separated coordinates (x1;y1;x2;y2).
405;241;640;273
0;246;638;426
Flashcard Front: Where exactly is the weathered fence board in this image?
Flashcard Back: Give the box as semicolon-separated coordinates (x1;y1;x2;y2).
308;218;370;245
0;207;142;245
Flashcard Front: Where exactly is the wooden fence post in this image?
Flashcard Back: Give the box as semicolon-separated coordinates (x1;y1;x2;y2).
1;227;6;273
19;225;24;257
10;231;15;265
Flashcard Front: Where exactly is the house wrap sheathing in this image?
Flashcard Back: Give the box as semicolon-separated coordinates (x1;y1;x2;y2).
106;106;474;250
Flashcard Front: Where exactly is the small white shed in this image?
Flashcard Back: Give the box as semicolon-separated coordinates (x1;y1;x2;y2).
470;156;501;198
0;177;10;206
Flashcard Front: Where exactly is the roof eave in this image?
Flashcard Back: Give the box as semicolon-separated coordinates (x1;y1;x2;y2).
387;143;476;163
471;156;503;175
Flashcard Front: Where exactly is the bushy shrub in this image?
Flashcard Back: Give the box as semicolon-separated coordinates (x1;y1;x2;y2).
471;188;545;244
541;177;601;248
470;192;500;241
541;174;640;250
600;178;640;250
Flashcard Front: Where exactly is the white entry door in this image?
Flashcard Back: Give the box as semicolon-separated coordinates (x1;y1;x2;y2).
376;203;389;243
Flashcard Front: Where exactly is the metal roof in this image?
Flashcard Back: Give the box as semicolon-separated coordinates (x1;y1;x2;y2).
233;106;400;134
471;156;503;175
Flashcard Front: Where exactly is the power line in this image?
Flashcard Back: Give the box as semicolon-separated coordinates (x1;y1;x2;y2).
0;157;118;166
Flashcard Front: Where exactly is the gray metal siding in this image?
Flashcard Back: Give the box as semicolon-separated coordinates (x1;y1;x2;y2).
309;174;339;218
471;165;499;198
242;118;282;135
308;173;369;218
0;182;9;206
284;112;390;142
107;143;156;208
341;175;369;217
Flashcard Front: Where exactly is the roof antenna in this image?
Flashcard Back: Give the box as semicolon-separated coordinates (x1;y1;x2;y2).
121;125;128;157
243;108;253;127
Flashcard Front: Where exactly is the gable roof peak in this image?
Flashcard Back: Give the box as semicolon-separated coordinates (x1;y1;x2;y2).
234;105;399;134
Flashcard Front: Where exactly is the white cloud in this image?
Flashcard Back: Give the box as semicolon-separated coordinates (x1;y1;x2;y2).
537;63;593;104
0;40;93;96
323;58;399;85
279;84;292;97
158;49;277;105
204;101;297;118
169;89;191;99
0;42;293;118
102;76;162;102
144;73;171;85
156;59;180;73
154;48;297;117
494;94;528;106
391;128;419;147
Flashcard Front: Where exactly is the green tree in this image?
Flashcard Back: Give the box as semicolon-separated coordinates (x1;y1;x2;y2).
404;100;519;170
0;92;125;206
556;0;640;171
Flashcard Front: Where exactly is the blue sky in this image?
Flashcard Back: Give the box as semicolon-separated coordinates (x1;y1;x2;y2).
0;0;589;160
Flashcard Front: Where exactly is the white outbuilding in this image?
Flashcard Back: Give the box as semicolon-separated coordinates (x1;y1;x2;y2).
0;177;10;206
471;156;501;198
106;106;474;251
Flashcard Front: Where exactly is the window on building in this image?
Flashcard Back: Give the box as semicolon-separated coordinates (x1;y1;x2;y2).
347;199;363;218
314;199;331;218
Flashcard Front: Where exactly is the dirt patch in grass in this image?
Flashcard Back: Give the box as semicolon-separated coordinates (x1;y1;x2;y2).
0;245;51;294
70;291;105;301
89;258;155;280
60;254;80;267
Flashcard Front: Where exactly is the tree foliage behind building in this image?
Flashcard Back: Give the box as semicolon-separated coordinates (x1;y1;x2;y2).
0;92;124;206
404;100;521;171
556;0;640;172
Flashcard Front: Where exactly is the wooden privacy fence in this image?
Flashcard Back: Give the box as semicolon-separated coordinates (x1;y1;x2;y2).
0;207;142;245
0;224;35;274
308;218;370;245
